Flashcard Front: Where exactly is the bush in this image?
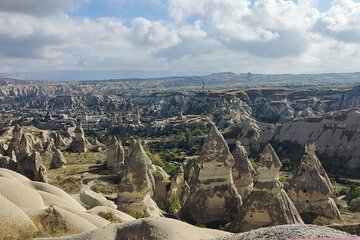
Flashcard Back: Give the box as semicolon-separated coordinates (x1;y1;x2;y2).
146;149;178;176
131;212;149;219
98;211;120;223
32;211;74;237
350;197;360;212
195;223;206;228
345;185;360;204
167;194;181;214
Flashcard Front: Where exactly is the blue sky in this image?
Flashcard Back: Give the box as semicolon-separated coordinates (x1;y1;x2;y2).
72;0;169;22
1;0;360;76
76;0;338;20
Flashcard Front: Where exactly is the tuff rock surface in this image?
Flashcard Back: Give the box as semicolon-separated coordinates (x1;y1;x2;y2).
179;125;242;225
287;141;342;221
116;140;163;217
228;144;303;233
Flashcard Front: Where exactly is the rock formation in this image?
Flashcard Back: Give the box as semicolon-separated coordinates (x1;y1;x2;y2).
179;125;242;225
116;140;163;217
221;225;353;240
80;186;117;209
17;135;48;182
67;124;87;153
287;141;342;221
228;143;303;233
0;168;135;239
232;140;255;200
50;148;67;169
168;166;190;205
232;109;360;169
151;165;171;204
53;132;66;149
0;143;6;156
6;124;22;156
18;150;48;183
0;155;15;169
106;136;125;171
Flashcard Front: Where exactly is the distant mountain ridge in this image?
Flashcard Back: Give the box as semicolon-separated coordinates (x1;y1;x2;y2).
1;71;360;88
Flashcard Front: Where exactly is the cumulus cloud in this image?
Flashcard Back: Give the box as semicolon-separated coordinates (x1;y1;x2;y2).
0;0;86;16
166;0;320;58
0;0;360;74
130;18;180;49
314;0;360;43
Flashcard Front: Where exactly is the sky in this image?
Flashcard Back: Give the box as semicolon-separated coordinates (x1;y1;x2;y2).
1;0;360;76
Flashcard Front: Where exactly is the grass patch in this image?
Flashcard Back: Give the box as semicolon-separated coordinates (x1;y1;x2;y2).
130;212;149;219
90;183;116;196
167;194;181;214
50;176;82;195
98;211;121;223
0;222;35;240
32;211;76;237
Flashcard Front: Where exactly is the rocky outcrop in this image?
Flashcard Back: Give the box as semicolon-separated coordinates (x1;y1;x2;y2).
228;144;303;233
17;134;48;182
287;141;342;221
50;148;67;169
116;140;162;217
231;141;255;200
179;125;242;225
220;224;353;240
276;109;360;168
168;166;190;205
38;217;230;240
0;155;16;169
228;109;360;169
151;165;171;204
67;124;87;153
20;151;48;183
106;136;125;171
0;168;134;239
6;124;22;156
52;132;66;149
79;186;117;209
227;120;277;153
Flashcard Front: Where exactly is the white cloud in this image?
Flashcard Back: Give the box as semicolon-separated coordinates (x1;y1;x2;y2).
130;18;180;49
314;0;360;43
0;0;86;16
0;0;360;74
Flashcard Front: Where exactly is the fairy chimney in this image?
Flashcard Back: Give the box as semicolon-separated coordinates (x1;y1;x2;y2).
287;141;341;221
232;140;255;200
228;143;303;233
106;136;125;171
116;140;162;217
179;125;242;225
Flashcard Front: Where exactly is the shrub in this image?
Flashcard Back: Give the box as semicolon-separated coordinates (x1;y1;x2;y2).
345;185;360;204
350;197;360;212
167;194;181;214
131;212;149;219
146;149;178;176
195;223;206;228
98;211;120;223
32;211;74;237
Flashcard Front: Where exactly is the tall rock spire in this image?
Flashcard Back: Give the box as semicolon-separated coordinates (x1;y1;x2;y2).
117;140;162;217
228;143;303;233
287;141;341;221
106;136;125;171
179;125;242;225
232;140;255;200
